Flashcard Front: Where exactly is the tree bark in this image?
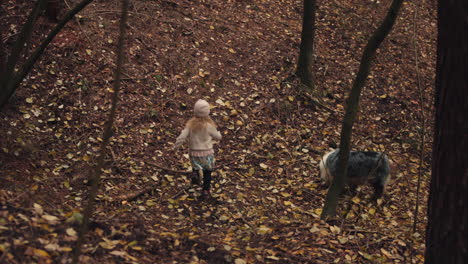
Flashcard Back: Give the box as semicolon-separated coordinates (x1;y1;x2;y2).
0;30;6;81
424;0;468;262
296;0;316;90
321;0;404;219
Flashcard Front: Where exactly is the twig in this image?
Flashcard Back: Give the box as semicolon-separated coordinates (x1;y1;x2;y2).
303;189;324;200
412;4;426;234
170;185;192;199
136;37;158;56
295;209;317;218
274;246;313;263
304;91;338;114
345;229;385;235
117;185;158;202
89;10;152;18
148;161;191;174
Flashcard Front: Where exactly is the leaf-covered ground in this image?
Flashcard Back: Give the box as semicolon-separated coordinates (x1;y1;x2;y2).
0;0;436;263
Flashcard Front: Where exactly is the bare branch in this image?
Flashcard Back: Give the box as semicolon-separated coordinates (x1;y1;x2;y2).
71;0;128;263
0;0;94;110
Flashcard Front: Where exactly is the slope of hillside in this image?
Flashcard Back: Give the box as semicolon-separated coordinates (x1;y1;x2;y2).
0;0;436;263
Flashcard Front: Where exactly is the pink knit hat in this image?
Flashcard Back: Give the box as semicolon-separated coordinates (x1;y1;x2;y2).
194;99;210;117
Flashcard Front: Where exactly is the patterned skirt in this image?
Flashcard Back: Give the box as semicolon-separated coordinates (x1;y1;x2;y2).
189;149;215;171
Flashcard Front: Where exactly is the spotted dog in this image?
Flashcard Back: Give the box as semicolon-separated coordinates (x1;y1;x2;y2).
319;149;391;200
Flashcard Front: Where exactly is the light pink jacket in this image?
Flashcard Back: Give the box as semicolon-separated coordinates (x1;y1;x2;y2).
174;123;222;153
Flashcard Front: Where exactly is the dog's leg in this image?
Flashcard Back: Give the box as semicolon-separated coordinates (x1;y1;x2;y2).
371;181;384;200
348;184;358;197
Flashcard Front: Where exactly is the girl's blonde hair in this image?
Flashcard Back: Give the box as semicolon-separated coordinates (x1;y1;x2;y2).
186;116;216;132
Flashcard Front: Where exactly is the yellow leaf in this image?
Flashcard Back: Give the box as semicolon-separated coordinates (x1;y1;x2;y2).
314;208;322;215
228;48;236;53
351;197;360;204
381;248;392;258
44;243;60;251
235;259;247;264
132;246;142;251
338;237;348;244
86;49;92;55
83;155;90;162
33;203;43;214
42;214;59;224
257;226;272;235
66;228;77;237
309;226;320;233
99;238;120;250
34;248;50;258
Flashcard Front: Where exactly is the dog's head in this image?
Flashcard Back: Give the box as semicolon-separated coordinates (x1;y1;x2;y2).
319;149;335;184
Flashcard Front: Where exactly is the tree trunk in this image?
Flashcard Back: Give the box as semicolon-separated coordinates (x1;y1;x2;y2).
424;0;468;262
0;7;6;79
321;0;404;219
296;0;316;90
45;0;62;22
0;30;6;80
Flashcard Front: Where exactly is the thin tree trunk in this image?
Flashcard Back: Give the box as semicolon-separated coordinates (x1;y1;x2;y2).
71;0;128;263
0;0;46;103
0;0;94;110
321;0;404;219
296;0;316;90
424;0;468;262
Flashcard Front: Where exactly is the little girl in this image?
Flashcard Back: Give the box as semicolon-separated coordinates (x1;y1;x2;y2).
174;99;222;198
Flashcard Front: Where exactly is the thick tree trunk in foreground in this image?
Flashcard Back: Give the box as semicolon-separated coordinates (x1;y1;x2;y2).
321;0;404;219
424;0;468;262
0;30;6;81
296;0;316;90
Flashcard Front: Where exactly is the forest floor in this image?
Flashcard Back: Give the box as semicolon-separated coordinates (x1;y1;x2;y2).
0;0;437;263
